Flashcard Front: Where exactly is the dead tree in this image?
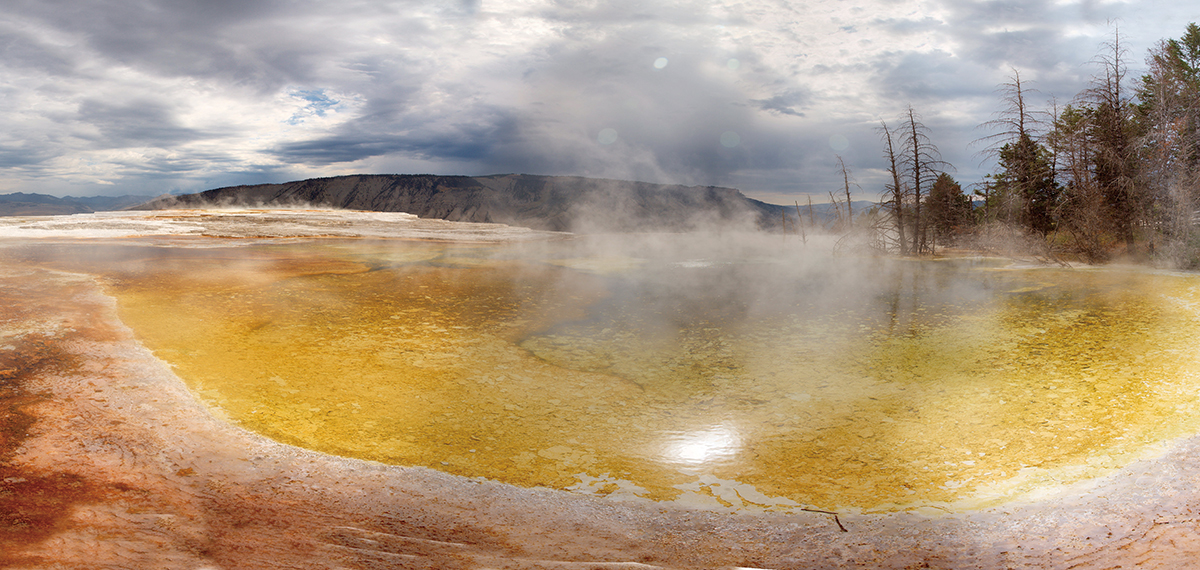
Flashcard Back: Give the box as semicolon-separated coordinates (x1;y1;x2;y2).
878;120;909;254
901;106;952;254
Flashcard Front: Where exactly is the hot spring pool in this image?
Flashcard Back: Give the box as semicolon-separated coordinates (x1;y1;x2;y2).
14;234;1200;513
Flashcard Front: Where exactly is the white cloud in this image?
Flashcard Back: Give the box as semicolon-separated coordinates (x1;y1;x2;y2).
0;0;1191;201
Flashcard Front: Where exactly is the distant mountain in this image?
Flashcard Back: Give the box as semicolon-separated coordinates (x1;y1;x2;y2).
0;193;155;217
792;200;880;221
133;174;795;233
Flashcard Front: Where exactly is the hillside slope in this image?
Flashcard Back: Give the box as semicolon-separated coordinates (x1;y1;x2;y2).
134;174;789;233
0;193;153;216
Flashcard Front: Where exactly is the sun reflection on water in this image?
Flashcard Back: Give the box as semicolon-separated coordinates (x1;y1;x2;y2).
664;425;741;468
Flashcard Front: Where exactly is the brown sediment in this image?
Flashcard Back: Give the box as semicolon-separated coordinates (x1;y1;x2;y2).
0;273;106;567
0;334;95;567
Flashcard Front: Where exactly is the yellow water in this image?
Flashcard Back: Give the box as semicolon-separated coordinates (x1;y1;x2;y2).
16;239;1200;512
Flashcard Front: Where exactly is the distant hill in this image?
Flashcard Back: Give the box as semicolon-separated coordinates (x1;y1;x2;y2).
793;200;879;222
133;174;795;233
0;193;155;217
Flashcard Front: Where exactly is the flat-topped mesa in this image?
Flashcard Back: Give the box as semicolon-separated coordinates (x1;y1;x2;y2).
131;173;789;233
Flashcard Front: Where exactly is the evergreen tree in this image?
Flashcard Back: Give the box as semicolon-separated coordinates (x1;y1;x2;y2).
1083;27;1145;250
977;69;1060;236
1139;23;1200;265
926;173;973;244
1048;104;1111;261
992;133;1060;235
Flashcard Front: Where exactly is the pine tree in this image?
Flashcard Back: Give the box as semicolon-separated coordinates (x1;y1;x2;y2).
1139;23;1200;265
1048;104;1110;261
926;173;972;244
992;134;1060;235
1083;27;1144;250
977;69;1061;236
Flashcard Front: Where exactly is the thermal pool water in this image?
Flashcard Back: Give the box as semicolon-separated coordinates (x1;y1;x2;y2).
9;219;1200;514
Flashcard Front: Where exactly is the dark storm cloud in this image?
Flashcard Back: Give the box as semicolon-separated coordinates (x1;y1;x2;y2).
0;28;76;75
936;0;1119;91
1;0;443;194
754;90;811;117
271;67;490;165
114;148;246;174
272;117;511;165
73;99;214;148
0;146;58;170
9;0;314;90
360;3;785;188
875;49;994;104
867;0;1113;107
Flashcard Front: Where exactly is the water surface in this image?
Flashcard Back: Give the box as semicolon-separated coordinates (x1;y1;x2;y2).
11;236;1200;512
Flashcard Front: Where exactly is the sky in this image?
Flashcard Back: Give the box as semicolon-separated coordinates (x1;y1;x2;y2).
0;0;1194;204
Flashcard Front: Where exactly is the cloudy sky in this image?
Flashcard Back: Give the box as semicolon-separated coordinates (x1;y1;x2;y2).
0;0;1194;204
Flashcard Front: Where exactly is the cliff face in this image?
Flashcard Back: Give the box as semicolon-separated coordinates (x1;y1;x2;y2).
133;174;787;233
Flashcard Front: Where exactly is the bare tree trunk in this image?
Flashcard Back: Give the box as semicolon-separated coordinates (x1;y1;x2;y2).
879;121;908;254
909;108;926;253
838;155;853;225
828;191;842;230
1084;26;1141;251
900;107;952;255
1140;31;1200;266
795;201;807;245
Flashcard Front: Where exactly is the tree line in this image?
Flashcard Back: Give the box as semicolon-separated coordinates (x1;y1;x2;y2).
849;23;1200;267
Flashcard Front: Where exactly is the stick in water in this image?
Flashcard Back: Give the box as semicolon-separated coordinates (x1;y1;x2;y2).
801;508;848;532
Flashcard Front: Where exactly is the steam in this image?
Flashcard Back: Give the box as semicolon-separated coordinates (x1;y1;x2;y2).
15;207;1200;516
0;209;558;242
